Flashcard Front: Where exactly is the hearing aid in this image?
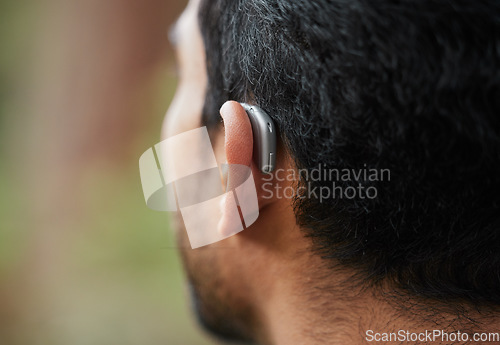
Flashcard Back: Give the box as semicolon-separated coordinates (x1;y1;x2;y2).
240;103;276;174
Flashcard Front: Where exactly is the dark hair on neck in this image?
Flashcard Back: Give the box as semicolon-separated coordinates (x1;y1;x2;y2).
198;0;500;306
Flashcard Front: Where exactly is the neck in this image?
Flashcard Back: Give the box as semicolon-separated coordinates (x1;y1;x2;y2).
248;198;499;345
257;256;500;345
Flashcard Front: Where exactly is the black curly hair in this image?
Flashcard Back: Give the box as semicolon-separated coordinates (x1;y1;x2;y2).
198;0;500;306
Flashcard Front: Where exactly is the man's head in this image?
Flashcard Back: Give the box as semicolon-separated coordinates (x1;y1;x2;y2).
163;0;500;343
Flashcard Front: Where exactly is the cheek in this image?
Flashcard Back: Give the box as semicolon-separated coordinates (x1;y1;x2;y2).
161;70;226;166
162;40;207;139
162;79;206;139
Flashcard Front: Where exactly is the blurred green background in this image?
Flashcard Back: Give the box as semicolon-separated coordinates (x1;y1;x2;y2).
0;0;218;344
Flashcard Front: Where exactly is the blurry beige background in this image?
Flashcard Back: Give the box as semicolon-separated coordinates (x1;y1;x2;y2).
0;0;218;344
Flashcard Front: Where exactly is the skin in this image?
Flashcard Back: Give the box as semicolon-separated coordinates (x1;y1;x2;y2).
161;1;500;344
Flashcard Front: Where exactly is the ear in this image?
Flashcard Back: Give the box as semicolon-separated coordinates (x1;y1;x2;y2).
218;101;252;235
218;101;276;235
219;100;253;167
219;100;276;198
218;102;298;249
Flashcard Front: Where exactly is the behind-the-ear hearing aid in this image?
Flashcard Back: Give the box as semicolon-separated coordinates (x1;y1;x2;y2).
240;103;276;174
